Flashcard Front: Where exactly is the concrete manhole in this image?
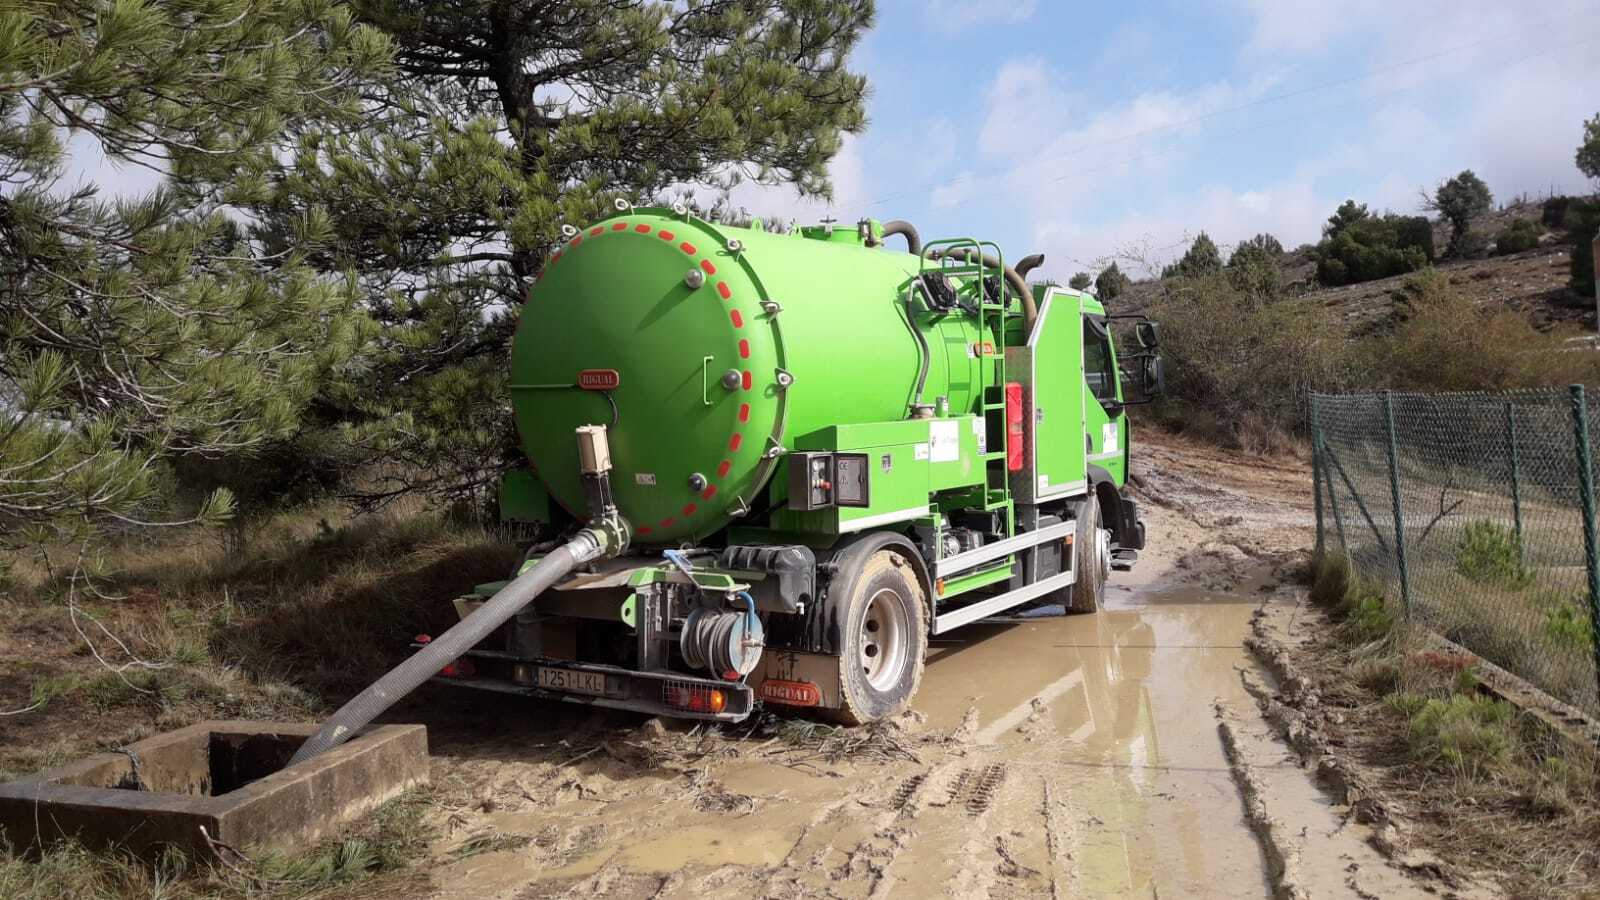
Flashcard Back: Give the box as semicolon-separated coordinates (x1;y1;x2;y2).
0;720;427;858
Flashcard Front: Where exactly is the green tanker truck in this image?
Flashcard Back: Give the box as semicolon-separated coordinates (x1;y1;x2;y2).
290;205;1166;761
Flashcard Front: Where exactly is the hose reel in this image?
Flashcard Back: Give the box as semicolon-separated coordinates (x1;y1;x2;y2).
680;592;765;678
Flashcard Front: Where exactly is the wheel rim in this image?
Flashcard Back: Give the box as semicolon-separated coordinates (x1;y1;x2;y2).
1096;528;1112;584
860;587;909;691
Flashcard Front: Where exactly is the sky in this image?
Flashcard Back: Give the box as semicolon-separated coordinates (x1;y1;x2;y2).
727;0;1600;279
65;0;1600;282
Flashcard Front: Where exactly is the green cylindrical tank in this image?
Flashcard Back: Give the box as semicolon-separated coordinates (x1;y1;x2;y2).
510;208;994;542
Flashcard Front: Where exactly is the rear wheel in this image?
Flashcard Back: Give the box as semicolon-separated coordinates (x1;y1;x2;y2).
824;550;928;725
1068;495;1109;613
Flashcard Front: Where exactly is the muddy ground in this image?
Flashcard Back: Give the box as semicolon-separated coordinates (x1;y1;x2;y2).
324;435;1497;900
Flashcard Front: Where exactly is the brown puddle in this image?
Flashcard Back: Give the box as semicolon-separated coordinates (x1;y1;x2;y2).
424;574;1300;899
884;579;1271;899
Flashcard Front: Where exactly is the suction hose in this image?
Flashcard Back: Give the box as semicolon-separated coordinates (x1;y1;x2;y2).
924;246;1038;330
879;219;922;255
1015;253;1045;280
287;527;612;765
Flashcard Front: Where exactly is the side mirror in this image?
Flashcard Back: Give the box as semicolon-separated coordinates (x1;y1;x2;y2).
1135;321;1161;349
1142;355;1166;398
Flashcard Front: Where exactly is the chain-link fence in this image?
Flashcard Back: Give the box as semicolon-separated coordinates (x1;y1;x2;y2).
1312;387;1600;715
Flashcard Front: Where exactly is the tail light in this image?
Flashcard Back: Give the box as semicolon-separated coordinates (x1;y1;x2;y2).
664;681;727;713
439;658;476;678
1005;381;1025;472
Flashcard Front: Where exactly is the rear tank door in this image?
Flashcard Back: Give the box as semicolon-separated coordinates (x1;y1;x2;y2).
1004;289;1088;504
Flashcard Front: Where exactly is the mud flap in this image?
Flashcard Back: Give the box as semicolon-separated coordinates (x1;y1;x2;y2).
753;650;844;712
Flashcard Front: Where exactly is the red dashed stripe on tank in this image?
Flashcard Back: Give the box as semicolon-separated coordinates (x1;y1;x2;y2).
548;218;769;535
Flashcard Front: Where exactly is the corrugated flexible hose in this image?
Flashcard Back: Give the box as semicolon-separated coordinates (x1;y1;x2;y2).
287;530;606;765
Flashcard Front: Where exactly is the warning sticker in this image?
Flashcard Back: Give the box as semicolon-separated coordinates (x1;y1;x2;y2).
1102;423;1119;455
929;420;959;463
972;416;987;454
914;443;930;461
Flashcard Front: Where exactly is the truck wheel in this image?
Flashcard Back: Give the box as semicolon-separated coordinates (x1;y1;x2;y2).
824;550;928;725
1068;495;1109;613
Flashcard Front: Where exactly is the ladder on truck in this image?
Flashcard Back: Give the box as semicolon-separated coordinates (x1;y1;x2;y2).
916;240;1079;633
918;238;1014;525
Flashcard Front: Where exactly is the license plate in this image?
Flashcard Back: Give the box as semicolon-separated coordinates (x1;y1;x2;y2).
537;666;606;696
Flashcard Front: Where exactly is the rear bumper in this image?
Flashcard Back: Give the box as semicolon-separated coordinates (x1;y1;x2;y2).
431;655;754;722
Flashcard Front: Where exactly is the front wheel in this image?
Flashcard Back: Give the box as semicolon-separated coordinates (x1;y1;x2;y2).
1068;495;1109;613
825;550;929;725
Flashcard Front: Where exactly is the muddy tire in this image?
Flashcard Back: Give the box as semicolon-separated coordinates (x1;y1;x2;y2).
821;550;928;725
1068;495;1109;613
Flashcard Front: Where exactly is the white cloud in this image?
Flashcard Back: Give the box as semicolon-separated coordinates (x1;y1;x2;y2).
979;58;1077;158
1029;176;1330;279
683;135;871;224
987;68;1261;221
961;1;1600;284
1468;45;1600;202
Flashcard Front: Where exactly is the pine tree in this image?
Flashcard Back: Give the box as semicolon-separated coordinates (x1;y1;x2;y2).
1069;272;1092;290
0;0;390;559
1324;200;1369;239
1163;232;1222;280
1577;113;1600;181
1095;263;1131;301
250;0;875;506
1227;234;1283;299
1425;170;1493;257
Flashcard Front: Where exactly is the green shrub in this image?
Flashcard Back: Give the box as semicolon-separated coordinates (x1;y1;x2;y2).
1341;594;1396;644
1398;693;1515;778
1310;552;1394;643
1534;591;1594;648
1451;227;1491;260
1542;195;1572;228
1426;170;1494;258
1494;218;1544;254
1162;232;1222;279
1068;271;1092;290
1569;199;1598;297
1314;212;1432;286
1226;234;1283;299
1095;262;1131;300
1455;519;1531;588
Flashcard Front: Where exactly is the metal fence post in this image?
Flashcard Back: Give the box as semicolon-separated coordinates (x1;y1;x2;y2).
1569;384;1600;703
1312;395;1325;558
1506;401;1524;560
1382;392;1412;618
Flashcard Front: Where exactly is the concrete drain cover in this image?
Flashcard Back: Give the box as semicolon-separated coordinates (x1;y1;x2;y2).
0;720;427;858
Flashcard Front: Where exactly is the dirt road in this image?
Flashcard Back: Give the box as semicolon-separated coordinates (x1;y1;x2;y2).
384;438;1462;899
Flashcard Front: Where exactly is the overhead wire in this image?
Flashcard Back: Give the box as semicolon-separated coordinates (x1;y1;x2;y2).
856;8;1599;212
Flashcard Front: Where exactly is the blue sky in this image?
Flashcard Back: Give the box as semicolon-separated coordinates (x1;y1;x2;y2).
733;0;1600;279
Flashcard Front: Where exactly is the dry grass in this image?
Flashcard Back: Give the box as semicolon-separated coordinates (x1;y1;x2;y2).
1306;552;1600;896
0;500;523;896
0;790;437;900
2;498;525;771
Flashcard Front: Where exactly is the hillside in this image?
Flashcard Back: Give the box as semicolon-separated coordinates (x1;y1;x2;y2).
1115;199;1594;336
